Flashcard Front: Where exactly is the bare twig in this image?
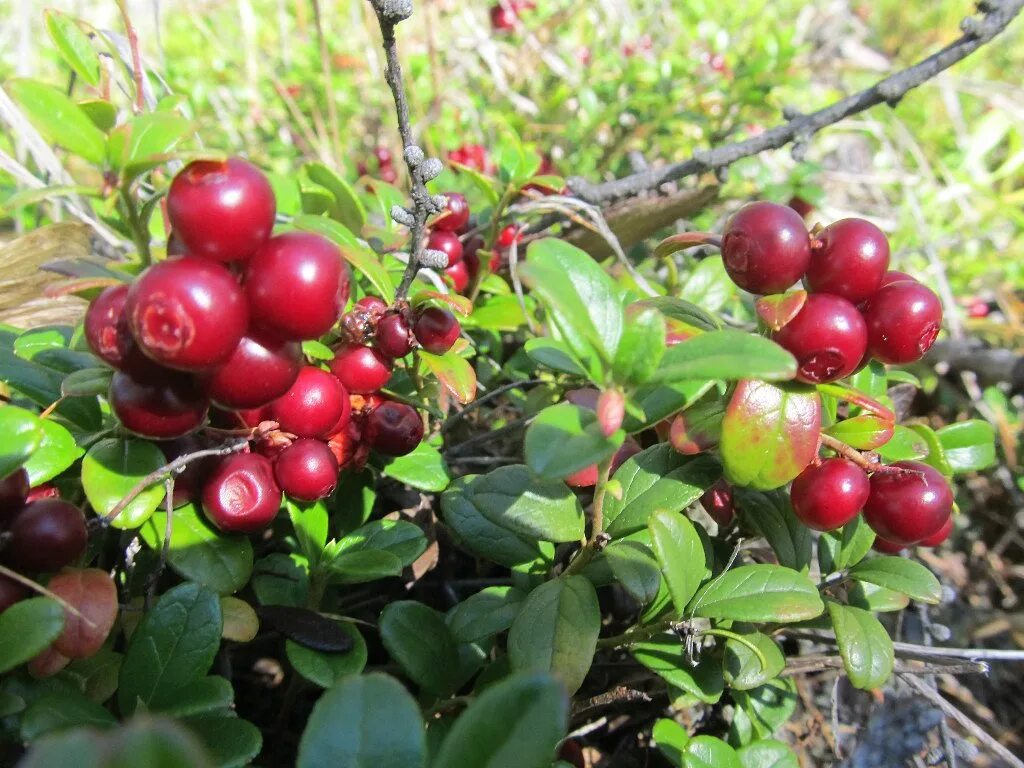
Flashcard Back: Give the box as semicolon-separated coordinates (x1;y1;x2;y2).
569;0;1024;203
115;0;146;114
442;378;546;432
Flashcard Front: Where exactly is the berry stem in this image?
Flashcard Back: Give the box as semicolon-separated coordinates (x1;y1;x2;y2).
595;618;675;649
818;433;878;472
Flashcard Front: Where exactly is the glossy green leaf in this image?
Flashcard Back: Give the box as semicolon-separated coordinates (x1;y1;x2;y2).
634;296;722;331
22;418;83;485
623;380;717;433
419;349;477;405
732;678;797;739
185;716;262;768
507;576;600;694
44;11;100;86
648;510;705;616
736;739;799;768
82;438;166;530
6;79;106;164
825;414;895;450
525;403;623;480
876;425;929;462
817;515;875;574
286;621;367;688
907;424;953;477
380;440;451;491
297;673;425;768
0;405;43;479
683;735;741;768
936;419;996;473
598;541;662;604
846;581;910;612
251;554;308;607
148;676;234;717
720;380;821;491
326;550;404;583
78;99;116;132
118;583;223;714
19;718;212;768
331;519;428;568
523;338;589;376
0;598;64;673
140;504;254;595
306;162;367;233
848;557;941;604
61;367;113;398
680;257;733;312
287;500;329;567
734;489;811;572
605;445;720;537
380;601;460;695
651;332;796;384
20;691;116;741
827;602;894;690
723;633;785;691
432;673;568;768
109;112;192;179
632;637;723;704
293;215;395;301
653;718;690;765
689;565;824;623
613;304;666;385
447;587;526;644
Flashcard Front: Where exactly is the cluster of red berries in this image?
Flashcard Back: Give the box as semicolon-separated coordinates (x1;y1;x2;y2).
489;0;534;32
84;157;461;533
426;192;482;294
721;201;943;383
447;143;495;175
358;146;398;184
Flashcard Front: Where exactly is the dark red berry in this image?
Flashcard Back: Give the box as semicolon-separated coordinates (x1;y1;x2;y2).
433;193;470;232
445;261;470;293
376;313;415;358
364;401;424;456
206;333;301;409
201;453;282;533
379;166;398;184
0;574;27;613
426;230;463;267
84;284;136;369
721;202;811;295
490;3;518;30
327;420;369;471
967;301;990;319
0;468;30;527
806;218;890;304
274;439;339;501
918;515;953;547
872;537;905;554
356;296;388;316
6;500;87;572
126;256;248;371
863;461;953;546
772;294;867;383
109;370;209;438
269;366;350;439
245;232;351;340
329;344;392;394
414;307;460;354
497;224;523;249
700;479;735;527
790;458;869;531
565;439;641;488
861;281;942;364
167;157;275;262
879;270;916;288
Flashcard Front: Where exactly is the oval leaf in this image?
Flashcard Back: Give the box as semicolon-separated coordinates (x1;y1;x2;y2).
0;597;64;674
286;620;367;688
827;602;894;690
22;418;83;485
651;331;796;384
848;557;942;604
380;601;460;695
5;80;106;164
0;405;43;479
689;564;824;623
648;510;705;616
81;438;166;530
525;403;623;480
419;349;477;405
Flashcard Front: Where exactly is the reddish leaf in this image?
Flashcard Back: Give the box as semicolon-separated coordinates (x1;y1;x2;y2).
419;349;477;405
755;291;807;332
653;232;721;259
669;397;725;455
816;382;895;422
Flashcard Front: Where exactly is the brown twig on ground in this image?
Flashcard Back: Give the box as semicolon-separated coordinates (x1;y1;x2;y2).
568;0;1024;204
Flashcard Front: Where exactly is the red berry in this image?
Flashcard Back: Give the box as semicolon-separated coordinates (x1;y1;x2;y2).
433;193;470;232
490;4;518;30
426;230;463;267
772;294;867;383
6;500;87;572
274;439;339;501
356;296;388;316
861;281;942;364
967;301;989;319
327;420;369;471
84;284;136;370
245;232;350;340
445;260;470;293
364;401;424;456
863;461;953;545
497;224;523;248
379;166;398;184
376;313;415;358
270;366;350;439
167;157;275;263
872;537;905;554
206;333;301;409
918;515;953;547
329;344;393;394
806;218;890;304
374;146;393;167
700;480;735;527
721;202;811;295
126;257;248;371
565;439;641;488
879;270;916;288
202;453;282;533
48;568;118;659
0;468;30;526
790;458;869;531
0;574;27;614
414;307;461;354
109;370;209;438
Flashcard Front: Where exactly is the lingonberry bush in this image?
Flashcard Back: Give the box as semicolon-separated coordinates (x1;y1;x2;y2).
0;1;1018;767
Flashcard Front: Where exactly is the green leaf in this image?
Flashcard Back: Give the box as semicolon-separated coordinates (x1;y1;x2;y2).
185;716;262;768
118;582;223;714
720;380;821;491
523;338;589;377
20;718;212;768
326;550;404;583
595;541;662;604
148;676;234;717
380;441;451;491
20;691;116;741
732;679;797;739
13;326;71;359
0;598;64;673
613;304;666;385
632;637;723;704
306;162;368;232
287;499;329;567
293;215;395;301
432;673;568;768
22;418;83;485
651;332;796;384
78;99;117;132
380;601;460;695
297;673;425;768
61;367;113;398
330;519;428;568
648;510;705;616
634;296;722;331
0;405;43;479
44;11;100;86
419;349;477;405
817;515;875;574
60;648;123;703
936;419;996;473
457;465;584;542
825;414;894;451
690;565;824;623
605;445;720;537
734;489;812;572
111;112;193;180
653;718;690;765
5;79;106;164
736;739;799;768
286;621;367;688
723;633;785;691
252;554;308;607
876;425;929;462
525;403;623;480
682;736;741;768
848;557;942;604
507;576;600;694
140;504;254;595
846;581;910;613
447;587;526;644
623;380;717;433
907;424;953;477
680;257;733;312
827;602;894;690
520;238;624;365
81;438;166;530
